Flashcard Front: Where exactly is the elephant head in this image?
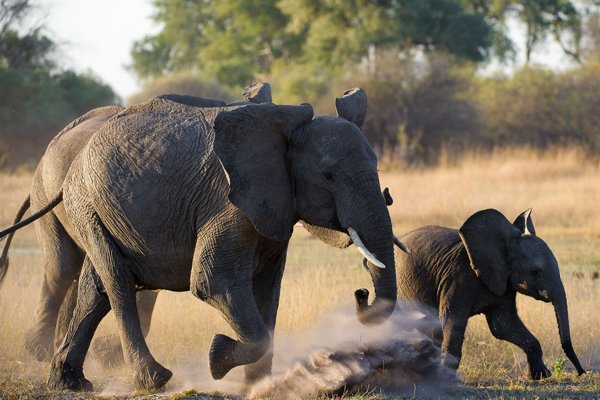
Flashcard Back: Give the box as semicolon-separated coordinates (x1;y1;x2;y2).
459;209;585;375
213;88;399;325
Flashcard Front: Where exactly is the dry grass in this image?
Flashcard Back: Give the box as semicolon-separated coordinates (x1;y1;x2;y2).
1;147;600;399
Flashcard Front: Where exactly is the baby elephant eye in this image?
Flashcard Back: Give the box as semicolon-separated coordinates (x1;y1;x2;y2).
324;171;334;181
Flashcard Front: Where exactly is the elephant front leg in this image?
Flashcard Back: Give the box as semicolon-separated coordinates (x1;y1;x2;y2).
191;215;272;380
485;299;550;380
243;241;288;387
205;289;272;380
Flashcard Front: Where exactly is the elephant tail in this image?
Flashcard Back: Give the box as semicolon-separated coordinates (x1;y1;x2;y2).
0;192;61;286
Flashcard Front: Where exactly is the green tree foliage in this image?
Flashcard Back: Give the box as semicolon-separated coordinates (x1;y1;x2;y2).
131;0;493;87
475;63;600;151
131;0;298;87
464;0;583;63
122;0;599;166
329;51;479;164
0;0;117;168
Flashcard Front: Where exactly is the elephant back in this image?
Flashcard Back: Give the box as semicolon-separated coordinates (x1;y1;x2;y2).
76;98;229;259
396;226;464;310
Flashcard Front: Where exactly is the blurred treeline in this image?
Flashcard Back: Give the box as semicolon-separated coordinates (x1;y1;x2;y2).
3;0;600;169
130;0;600;165
0;0;117;168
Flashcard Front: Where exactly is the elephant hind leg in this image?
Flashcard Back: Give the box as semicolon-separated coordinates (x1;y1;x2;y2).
78;212;171;390
26;214;84;362
91;290;159;369
48;258;110;392
54;278;79;350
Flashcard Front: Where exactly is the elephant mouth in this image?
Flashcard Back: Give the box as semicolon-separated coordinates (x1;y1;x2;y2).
530;289;551;303
517;285;551;302
538;289;551;302
301;214;343;232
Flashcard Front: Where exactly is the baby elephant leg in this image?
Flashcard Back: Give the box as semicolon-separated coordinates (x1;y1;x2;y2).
485;301;549;380
439;314;469;370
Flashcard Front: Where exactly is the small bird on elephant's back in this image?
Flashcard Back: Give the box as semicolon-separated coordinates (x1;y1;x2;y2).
394;208;586;379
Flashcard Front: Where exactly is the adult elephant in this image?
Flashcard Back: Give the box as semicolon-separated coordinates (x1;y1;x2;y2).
1;88;406;391
0;84;268;364
395;208;585;379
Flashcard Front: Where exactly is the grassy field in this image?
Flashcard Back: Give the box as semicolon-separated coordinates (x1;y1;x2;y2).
0;147;599;399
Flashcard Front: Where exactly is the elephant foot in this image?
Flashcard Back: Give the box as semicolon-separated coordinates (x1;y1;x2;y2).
209;334;238;380
91;335;125;368
528;363;552;380
243;367;270;388
440;352;459;371
133;360;172;390
47;358;93;392
209;334;270;381
25;329;53;362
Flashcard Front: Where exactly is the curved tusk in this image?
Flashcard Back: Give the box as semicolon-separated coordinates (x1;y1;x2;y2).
347;227;386;269
394;235;411;254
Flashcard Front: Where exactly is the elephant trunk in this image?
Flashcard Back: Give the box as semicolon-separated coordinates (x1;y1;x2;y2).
353;230;396;325
552;286;585;375
339;179;396;326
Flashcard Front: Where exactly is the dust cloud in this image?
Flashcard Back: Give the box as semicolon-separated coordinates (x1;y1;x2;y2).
247;304;456;399
95;303;455;398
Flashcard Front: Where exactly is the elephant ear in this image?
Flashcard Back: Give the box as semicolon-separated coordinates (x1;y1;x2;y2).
458;209;521;296
300;221;352;248
513;208;536;235
242;82;272;104
335;88;367;129
213;103;314;242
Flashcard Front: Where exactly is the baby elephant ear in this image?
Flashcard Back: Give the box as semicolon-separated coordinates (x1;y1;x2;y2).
335;88;367;129
243;82;272;104
513;208;536;235
214;103;313;242
459;209;521;296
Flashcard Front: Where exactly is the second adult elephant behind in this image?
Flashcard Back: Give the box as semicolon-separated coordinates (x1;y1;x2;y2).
25;89;401;391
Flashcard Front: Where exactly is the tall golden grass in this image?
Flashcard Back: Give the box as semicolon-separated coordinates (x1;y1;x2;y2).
0;147;599;395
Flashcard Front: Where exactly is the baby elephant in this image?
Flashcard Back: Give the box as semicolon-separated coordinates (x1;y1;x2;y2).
396;209;585;379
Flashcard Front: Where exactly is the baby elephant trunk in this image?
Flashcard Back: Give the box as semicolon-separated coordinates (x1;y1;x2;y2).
553;288;585;375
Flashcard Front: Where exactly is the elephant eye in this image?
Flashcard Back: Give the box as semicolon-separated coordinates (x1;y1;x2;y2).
324;171;334;181
531;268;542;278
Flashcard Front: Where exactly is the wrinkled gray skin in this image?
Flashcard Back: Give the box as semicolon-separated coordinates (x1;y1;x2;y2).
396;209;585;379
34;88;396;391
0;86;267;366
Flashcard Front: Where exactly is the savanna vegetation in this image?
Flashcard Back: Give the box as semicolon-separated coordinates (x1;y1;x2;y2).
3;1;600;168
128;0;600;165
0;0;118;168
2;0;600;399
1;148;599;398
